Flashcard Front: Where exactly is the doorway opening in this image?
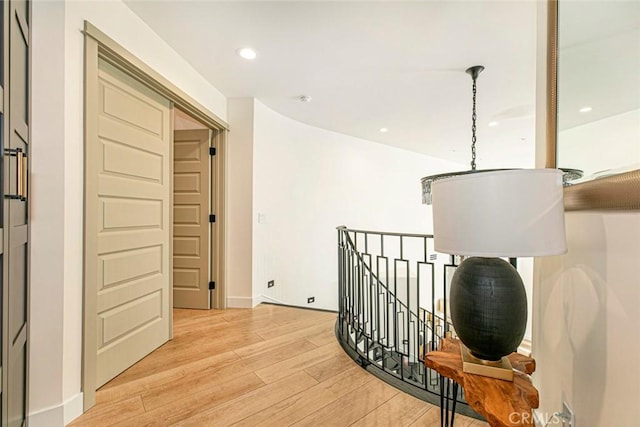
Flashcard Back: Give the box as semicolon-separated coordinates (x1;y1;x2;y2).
172;108;220;310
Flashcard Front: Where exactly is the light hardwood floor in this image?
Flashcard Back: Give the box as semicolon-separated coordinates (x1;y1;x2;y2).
70;304;487;426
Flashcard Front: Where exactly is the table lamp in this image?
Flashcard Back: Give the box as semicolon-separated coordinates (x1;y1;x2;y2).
431;168;566;380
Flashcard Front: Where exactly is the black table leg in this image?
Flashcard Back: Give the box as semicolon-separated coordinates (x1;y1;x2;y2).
439;375;460;427
451;381;459;426
440;376;445;427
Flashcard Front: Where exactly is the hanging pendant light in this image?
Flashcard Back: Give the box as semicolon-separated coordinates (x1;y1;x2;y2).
421;65;581;204
425;66;569;381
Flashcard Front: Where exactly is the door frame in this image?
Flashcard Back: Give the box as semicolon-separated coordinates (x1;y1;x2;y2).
82;21;228;410
2;0;32;423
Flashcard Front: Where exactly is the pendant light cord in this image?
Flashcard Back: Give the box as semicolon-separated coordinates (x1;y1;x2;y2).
466;65;483;171
470;75;478;171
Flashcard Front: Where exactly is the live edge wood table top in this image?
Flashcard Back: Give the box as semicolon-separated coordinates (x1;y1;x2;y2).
425;338;539;427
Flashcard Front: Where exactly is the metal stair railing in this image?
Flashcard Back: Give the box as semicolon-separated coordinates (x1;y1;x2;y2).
335;226;479;417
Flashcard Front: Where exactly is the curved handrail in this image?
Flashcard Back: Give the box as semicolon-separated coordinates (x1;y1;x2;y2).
337;225;434;239
338;228;449;330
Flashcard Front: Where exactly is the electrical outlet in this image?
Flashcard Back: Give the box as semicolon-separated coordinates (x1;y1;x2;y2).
307;297;315;304
267;280;274;288
562;401;575;427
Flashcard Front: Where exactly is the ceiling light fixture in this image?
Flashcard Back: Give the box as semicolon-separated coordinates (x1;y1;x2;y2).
237;47;257;60
379;127;389;133
579;106;593;113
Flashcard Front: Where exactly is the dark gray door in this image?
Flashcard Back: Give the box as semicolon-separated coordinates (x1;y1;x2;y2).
2;0;30;425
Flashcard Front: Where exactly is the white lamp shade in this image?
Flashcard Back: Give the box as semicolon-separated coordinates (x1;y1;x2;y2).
432;169;567;257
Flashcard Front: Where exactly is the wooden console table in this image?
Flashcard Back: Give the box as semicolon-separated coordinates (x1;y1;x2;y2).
425;339;539;427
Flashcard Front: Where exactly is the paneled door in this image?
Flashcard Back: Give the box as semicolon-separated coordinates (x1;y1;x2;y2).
173;129;211;309
86;58;172;388
2;0;30;425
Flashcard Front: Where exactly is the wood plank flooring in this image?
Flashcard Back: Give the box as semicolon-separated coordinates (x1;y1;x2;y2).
70;304;488;426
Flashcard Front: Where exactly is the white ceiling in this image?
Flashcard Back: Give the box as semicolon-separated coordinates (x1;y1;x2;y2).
125;0;539;167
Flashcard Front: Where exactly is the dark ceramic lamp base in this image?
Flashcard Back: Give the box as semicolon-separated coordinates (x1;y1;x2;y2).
450;257;527;381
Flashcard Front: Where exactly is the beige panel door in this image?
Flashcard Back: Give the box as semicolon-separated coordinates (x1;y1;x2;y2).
3;1;30;425
89;59;172;387
173;129;211;309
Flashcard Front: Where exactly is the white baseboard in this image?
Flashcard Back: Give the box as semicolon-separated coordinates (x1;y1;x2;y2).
227;295;262;308
64;392;84;425
29;392;83;427
29;404;62;427
260;295;286;305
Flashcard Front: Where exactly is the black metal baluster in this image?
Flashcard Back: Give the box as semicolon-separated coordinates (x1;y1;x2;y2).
338;229;344;335
334;227;473;422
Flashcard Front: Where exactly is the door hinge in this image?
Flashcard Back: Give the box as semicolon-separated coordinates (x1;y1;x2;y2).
209;281;215;290
209;214;216;223
209;147;216;156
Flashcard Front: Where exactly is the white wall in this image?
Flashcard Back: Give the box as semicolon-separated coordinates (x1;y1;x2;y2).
225;98;536;341
534;214;640;426
30;1;227;424
226;99;256;308
250;99;465;310
30;2;66;424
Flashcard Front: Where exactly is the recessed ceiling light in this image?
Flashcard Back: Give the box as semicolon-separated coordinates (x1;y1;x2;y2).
488;121;498;127
237;47;257;60
579;106;592;113
379;127;388;133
